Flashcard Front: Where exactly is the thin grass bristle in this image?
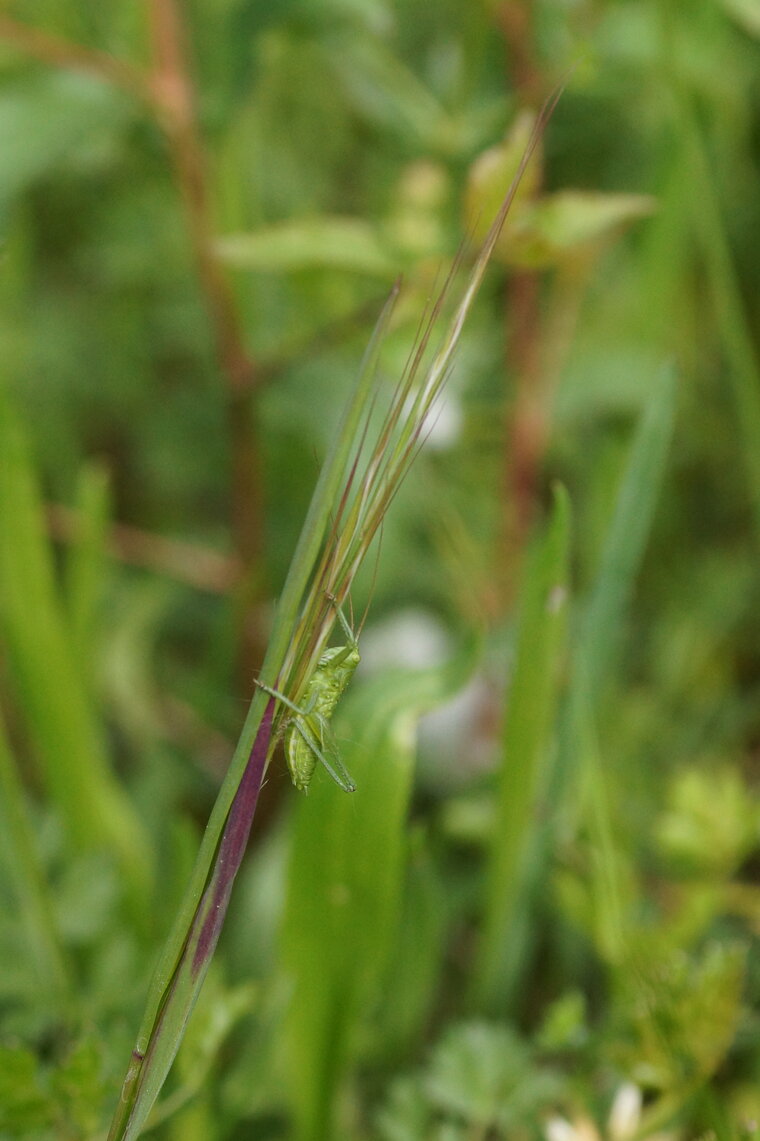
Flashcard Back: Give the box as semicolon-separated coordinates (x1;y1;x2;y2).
273;86;562;719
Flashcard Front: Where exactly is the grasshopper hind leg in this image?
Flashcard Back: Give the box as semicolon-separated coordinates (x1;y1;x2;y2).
291;715;357;794
254;678;356;794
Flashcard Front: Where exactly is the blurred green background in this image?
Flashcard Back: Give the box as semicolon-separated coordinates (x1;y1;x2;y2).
1;1;760;1138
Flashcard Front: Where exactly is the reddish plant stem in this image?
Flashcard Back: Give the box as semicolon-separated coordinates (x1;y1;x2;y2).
0;9;268;678
147;0;266;680
496;1;543;104
504;270;544;543
147;0;253;399
47;503;242;593
495;2;547;581
0;15;147;99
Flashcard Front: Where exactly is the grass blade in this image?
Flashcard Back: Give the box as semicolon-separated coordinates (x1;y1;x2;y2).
107;92;559;1136
113;288;402;1112
657;4;760;541
61;461;111;685
106;701;274;1141
490;366;676;1011
0;707;71;1009
0;382;153;910
472;483;571;1011
574;364;676;702
281;641;480;1141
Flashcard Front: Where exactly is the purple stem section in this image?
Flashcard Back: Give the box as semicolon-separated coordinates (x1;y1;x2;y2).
191;698;274;976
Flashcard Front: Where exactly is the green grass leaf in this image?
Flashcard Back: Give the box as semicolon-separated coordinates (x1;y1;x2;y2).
216;216;397;277
281;639;480;1141
0;383;153;911
0;708;70;1009
472;484;571;1011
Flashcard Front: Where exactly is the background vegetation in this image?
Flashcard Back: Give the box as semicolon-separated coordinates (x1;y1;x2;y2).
1;1;759;1138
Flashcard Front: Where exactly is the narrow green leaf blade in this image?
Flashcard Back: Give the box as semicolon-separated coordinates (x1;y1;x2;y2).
0;382;153;908
576;364;676;701
61;462;111;684
216;216;396;277
473;484;571;1010
107;702;274;1141
495;367;676;1008
281;640;480;1141
124;282;400;1049
0;708;70;1008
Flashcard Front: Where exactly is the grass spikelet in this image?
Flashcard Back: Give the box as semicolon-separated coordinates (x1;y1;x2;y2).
106;88;561;1141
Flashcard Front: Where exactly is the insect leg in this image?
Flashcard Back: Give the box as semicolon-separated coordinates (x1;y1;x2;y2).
292;715;357;793
326;592;359;649
254;678;315;719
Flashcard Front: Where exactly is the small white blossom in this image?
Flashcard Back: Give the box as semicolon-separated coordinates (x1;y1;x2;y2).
608;1083;643;1140
545;1084;675;1141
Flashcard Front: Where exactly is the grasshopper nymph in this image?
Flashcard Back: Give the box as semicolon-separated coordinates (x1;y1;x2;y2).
256;598;360;792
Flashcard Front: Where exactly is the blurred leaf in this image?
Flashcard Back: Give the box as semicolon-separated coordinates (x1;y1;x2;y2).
216;216;397;277
0;71;130;213
522;367;676;997
655;766;759;877
465;118;655;269
621;942;747;1092
371;829;448;1057
146;977;258;1132
473;484;571;1010
0;1036;107;1141
576;365;676;701
62;462;111;690
325;31;458;150
0;1047;51;1137
0;382;153;911
0;707;70;1008
464;110;543;243
375;1077;432;1141
386;159;448;258
575;700;640;966
536;991;588;1052
500;190;657;268
375;1020;563;1141
49;1038;105;1137
664;46;760;539
425;1022;560;1131
281;638;480;1141
718;0;760;37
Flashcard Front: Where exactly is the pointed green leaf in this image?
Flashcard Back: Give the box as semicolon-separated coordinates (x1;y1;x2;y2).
473;485;571;1010
501;190;657;269
0;383;153;909
216;216;397;277
281;639;480;1141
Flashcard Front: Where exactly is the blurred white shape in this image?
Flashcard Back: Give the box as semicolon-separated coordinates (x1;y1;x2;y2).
360;608;451;672
608;1083;642;1140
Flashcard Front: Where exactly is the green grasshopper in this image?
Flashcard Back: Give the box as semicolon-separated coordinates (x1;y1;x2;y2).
256;598;360;792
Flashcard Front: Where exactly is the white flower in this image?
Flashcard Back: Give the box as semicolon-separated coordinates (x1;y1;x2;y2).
608;1084;643;1140
545;1083;675;1141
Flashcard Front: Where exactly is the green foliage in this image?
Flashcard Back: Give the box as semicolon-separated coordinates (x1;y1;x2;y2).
0;1038;108;1141
280;641;481;1140
656;765;760;878
474;484;571;1009
1;1;760;1139
216;217;398;278
0;71;131;216
617;942;747;1093
376;1022;562;1141
466;113;657;269
0;382;154;914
